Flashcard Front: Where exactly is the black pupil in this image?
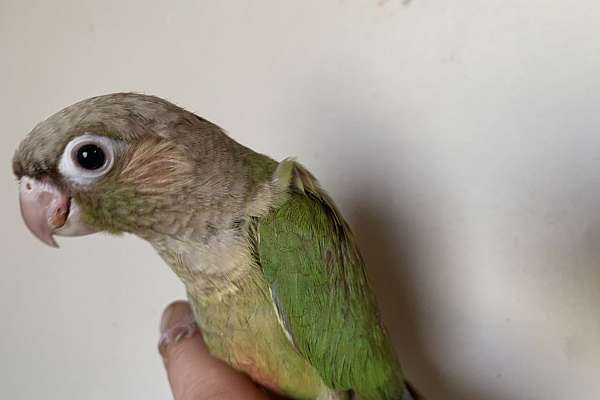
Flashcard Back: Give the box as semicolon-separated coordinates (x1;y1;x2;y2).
76;144;106;170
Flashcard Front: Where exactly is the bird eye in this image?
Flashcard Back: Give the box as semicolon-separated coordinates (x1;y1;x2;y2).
59;134;118;185
76;144;106;170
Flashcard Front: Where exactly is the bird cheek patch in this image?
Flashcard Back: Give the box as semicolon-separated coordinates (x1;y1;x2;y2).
119;138;194;194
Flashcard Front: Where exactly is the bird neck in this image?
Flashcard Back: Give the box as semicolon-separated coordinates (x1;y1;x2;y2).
145;150;281;300
151;227;256;301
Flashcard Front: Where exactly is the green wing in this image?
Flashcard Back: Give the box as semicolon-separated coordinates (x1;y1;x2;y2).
255;162;407;400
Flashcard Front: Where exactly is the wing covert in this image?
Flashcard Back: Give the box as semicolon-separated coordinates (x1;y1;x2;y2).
255;161;405;400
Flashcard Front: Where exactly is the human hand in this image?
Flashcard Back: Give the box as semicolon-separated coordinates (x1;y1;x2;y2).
158;301;273;400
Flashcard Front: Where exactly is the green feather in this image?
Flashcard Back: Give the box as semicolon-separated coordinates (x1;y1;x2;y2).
256;162;407;400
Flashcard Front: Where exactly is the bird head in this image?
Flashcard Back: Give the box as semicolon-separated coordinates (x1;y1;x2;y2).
12;93;242;247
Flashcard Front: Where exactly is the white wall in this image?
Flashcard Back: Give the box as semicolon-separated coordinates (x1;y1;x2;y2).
2;1;599;399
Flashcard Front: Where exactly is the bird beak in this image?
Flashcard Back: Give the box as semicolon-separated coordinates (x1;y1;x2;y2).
18;176;97;247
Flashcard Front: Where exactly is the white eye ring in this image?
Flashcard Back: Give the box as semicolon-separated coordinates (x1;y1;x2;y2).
59;133;118;185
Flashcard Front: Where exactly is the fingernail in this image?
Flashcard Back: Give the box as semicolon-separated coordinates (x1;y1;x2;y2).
158;301;198;356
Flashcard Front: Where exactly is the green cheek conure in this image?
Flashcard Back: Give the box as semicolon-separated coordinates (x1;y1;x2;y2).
13;93;417;400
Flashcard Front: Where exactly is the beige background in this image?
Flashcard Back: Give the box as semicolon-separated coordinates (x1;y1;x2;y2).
2;1;600;399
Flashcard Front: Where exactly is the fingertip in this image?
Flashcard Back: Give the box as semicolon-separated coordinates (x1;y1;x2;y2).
160;300;195;335
159;301;200;359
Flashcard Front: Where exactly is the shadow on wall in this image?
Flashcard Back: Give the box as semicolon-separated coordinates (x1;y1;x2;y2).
349;196;455;400
303;86;495;400
352;177;500;400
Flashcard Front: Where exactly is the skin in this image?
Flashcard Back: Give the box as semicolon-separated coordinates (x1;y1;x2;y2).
13;93;412;400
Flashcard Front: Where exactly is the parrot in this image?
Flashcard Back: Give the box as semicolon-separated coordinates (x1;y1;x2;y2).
12;93;417;400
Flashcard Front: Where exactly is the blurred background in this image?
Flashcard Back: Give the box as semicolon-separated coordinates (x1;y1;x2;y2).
2;1;600;399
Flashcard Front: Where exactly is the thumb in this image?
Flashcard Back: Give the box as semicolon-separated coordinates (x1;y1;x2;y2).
159;301;270;400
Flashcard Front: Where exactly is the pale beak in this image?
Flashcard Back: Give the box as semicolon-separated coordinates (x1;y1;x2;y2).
18;176;97;247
